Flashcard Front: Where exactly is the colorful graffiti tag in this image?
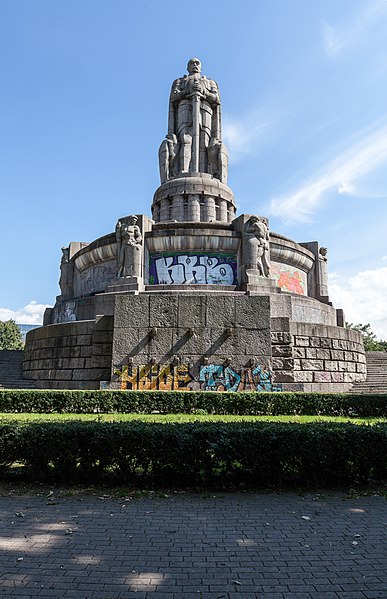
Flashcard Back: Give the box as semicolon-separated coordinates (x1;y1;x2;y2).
149;253;237;286
199;364;281;392
114;362;281;392
114;363;193;391
271;262;307;295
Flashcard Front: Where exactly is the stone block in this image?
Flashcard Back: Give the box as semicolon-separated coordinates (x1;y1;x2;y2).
242;328;271;356
80;346;93;358
314;371;332;382
293;370;314;382
92;343;113;356
178;295;206;327
206;295;236;327
272;370;295;383
300;359;324;370
148;328;175;357
292;347;305;358
171;326;212;356
271;332;291;345
356;362;367;373
295;336;310;347
324;360;339;371
114;294;150;327
305;348;317;359
149;294;179;327
309;337;321;348
343;372;357;383
234;295;270;329
331;372;344;382
338;361;356;372
315;348;331;360
320;338;332;349
91;355;111;368
272;357;294;370
72;368;110;381
270;317;290;332
272;345;292;357
331;350;345;360
112;329;140;359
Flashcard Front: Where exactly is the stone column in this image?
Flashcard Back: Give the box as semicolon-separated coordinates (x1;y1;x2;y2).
219;199;228;222
202;196;216;222
227;203;235;222
171;194;184;221
187;194;201;221
159;198;170;222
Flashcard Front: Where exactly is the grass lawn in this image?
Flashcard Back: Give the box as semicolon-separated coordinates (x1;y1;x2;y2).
0;413;384;425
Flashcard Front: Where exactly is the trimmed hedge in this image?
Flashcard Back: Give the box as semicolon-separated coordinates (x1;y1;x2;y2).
0;389;386;416
0;421;385;487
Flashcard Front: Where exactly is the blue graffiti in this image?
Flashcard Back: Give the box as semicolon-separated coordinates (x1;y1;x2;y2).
199;364;281;392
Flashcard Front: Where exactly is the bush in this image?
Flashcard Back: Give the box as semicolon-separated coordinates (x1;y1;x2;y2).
0;389;386;416
0;421;385;487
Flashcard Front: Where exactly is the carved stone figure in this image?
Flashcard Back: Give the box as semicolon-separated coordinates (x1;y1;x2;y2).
207;138;229;183
318;246;329;297
158;134;179;183
116;216;143;278
244;216;271;277
161;58;228;180
59;246;73;298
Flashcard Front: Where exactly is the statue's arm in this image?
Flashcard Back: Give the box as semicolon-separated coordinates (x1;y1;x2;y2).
204;80;220;104
170;77;186;102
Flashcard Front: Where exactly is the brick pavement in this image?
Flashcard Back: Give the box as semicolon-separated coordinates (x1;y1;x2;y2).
0;491;385;598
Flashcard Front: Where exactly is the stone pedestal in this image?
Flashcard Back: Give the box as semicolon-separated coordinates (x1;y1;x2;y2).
106;277;144;293
244;270;281;295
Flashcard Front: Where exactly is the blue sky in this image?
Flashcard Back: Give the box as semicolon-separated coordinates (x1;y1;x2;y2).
0;0;386;337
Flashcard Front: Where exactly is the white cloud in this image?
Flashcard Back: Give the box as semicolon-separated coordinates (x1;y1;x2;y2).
323;1;387;57
222;109;280;161
0;301;50;325
269;123;387;223
329;267;387;340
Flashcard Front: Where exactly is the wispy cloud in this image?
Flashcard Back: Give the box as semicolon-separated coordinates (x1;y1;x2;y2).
323;1;387;57
329;267;387;340
269;123;387;223
222;108;282;162
0;301;49;325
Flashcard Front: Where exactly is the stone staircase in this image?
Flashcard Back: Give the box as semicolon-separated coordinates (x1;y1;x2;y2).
351;351;387;394
0;350;36;389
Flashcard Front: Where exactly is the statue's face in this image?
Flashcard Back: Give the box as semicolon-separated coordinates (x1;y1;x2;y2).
187;58;201;74
128;216;138;225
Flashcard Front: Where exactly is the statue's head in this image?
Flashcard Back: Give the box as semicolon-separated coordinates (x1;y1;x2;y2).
128;215;138;225
187;58;202;75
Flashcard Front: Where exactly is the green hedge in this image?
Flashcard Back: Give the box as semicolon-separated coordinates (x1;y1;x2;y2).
0;421;385;487
0;389;386;416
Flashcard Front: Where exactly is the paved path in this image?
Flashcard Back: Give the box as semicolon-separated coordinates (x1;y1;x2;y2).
0;491;385;598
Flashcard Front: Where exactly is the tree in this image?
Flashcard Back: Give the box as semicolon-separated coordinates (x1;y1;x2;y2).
0;319;24;350
346;322;387;352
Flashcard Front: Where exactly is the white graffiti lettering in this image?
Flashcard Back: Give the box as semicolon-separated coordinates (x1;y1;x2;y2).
153;254;235;285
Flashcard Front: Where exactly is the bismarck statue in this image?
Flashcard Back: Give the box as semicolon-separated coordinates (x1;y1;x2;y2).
155;58;233;223
159;58;228;182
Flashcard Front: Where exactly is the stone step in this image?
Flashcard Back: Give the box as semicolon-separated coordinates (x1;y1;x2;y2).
350;352;387;394
0;350;37;389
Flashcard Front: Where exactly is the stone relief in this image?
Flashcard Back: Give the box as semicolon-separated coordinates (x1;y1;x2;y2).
244;216;271;277
74;262;116;296
159;58;228;181
149;253;237;285
116;215;143;278
53;300;76;324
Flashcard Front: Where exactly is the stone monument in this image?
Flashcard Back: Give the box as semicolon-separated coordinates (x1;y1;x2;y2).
23;59;366;392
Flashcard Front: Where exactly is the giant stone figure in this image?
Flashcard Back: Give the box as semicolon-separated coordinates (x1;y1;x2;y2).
159;58;228;182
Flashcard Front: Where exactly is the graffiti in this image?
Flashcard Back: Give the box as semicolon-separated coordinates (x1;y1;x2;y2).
113;361;282;392
199;364;281;392
74;262;116;297
149;253;237;285
114;363;193;391
53;301;77;324
271;263;307;295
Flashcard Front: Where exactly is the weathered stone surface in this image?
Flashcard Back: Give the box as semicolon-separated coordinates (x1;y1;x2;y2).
149;295;179;327
178;295;206;327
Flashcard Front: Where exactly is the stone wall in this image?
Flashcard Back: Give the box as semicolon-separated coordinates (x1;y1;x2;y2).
109;293;279;392
270;320;366;392
23;317;113;389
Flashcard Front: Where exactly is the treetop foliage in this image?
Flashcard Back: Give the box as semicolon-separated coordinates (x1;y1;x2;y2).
0;319;23;350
